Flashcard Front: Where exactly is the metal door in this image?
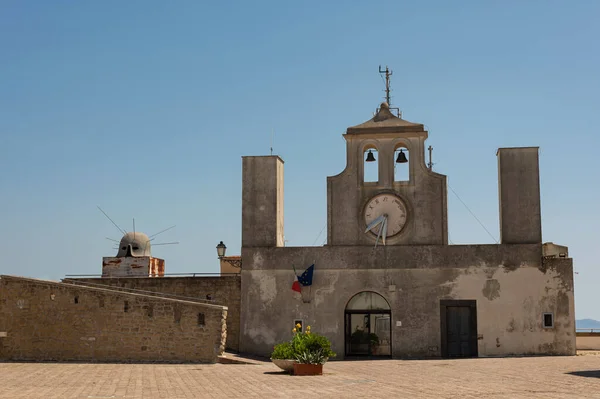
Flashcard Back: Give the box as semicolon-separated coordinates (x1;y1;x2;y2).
441;300;478;358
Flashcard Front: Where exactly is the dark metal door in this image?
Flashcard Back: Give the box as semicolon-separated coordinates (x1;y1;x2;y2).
446;306;472;357
441;300;478;358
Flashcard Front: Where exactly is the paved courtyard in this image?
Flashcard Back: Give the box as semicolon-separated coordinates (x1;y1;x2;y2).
1;352;600;398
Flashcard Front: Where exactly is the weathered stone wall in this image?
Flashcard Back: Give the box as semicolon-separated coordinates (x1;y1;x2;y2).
69;276;241;352
497;147;542;244
102;256;165;277
0;275;227;363
239;245;576;359
242;156;285;248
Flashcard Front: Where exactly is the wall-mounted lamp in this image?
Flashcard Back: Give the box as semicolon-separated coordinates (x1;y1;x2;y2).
216;241;242;268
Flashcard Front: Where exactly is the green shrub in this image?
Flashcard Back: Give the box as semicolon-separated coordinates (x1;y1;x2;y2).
292;330;336;358
271;342;294;360
295;349;326;365
271;324;336;361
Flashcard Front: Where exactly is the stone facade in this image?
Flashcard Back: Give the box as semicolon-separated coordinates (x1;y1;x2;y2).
240;245;575;358
0;275;227;363
238;102;576;359
69;276;241;352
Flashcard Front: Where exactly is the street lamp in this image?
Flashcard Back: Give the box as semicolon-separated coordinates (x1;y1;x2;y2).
216;241;227;258
216;241;242;269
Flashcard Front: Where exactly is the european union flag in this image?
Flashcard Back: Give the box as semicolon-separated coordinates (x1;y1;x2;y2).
297;264;314;286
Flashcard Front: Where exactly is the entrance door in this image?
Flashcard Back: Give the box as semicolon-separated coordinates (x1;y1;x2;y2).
345;292;391;357
440;300;478;358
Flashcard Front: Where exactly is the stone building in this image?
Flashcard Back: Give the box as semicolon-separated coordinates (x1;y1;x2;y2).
0;100;576;363
239;102;575;359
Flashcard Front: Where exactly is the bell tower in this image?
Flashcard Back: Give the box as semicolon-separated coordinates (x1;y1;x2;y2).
326;100;448;246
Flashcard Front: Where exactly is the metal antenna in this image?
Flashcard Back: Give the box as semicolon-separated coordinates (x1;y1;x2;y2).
133;218;135;239
378;65;393;106
97;206;126;235
427;146;434;170
152;242;180;246
105;237;119;243
149;225;176;239
270;127;274;156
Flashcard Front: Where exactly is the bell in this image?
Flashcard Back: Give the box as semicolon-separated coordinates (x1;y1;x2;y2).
395;149;408;163
365;150;376;162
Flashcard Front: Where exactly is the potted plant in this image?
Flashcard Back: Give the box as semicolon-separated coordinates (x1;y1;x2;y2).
270;324;336;375
270;341;296;373
293;349;326;376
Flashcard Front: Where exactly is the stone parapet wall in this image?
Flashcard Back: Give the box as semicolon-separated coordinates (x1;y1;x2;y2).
0;275;227;363
69;276;241;352
576;333;600;350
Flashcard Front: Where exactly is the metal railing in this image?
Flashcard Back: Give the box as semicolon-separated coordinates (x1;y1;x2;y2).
576;329;600;333
64;272;240;278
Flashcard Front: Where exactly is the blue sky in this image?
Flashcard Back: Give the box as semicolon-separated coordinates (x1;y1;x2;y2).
1;1;599;318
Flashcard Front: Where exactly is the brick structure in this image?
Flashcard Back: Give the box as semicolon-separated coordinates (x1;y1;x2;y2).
102;256;165;277
0;275;227;363
69;276;241;352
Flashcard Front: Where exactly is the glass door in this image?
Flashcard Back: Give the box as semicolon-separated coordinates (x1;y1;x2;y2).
345;312;391;356
344;291;392;357
346;313;370;355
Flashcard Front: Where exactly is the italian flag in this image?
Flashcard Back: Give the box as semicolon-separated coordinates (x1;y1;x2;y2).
291;265;301;292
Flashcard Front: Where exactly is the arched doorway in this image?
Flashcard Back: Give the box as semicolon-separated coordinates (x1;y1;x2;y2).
345;291;392;357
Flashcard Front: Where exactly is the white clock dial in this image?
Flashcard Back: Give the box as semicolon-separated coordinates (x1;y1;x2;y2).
364;193;408;238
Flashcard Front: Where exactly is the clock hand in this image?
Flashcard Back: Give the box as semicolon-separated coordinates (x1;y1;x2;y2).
374;219;384;248
365;214;385;233
382;215;388;246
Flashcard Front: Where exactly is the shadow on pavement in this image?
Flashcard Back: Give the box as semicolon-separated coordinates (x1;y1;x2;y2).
566;370;600;378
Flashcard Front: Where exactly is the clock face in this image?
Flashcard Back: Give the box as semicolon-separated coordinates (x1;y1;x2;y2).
364;193;408;237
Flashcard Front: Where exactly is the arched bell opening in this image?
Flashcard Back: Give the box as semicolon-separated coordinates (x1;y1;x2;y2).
344;291;392;358
393;145;410;182
363;146;379;183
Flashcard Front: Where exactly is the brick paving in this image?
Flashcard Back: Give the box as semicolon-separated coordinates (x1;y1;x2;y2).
1;353;600;398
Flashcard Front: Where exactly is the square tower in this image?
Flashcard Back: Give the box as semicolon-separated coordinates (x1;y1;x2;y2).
242;156;285;248
497;147;542;244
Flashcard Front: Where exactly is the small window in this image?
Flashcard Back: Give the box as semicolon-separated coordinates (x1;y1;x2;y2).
98;298;104;308
294;319;303;333
147;304;154;318
124;301;129;313
74;296;79;304
174;306;182;324
543;313;554;328
197;313;205;326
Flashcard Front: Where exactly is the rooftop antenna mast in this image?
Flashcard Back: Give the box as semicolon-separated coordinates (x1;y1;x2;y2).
97;206;126;235
378;65;401;117
379;65;392;105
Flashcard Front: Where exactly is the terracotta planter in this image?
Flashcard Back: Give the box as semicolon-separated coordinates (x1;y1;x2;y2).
293;363;323;376
271;358;296;373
